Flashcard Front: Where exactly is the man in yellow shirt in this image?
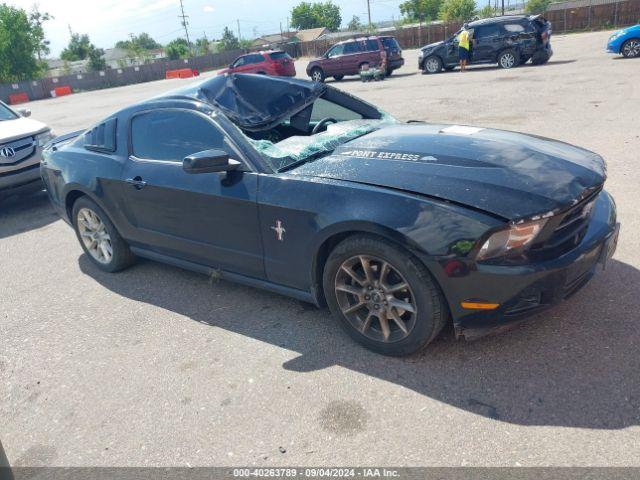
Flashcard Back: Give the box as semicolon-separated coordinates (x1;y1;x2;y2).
457;25;471;71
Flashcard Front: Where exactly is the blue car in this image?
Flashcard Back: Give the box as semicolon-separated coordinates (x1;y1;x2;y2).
606;24;640;58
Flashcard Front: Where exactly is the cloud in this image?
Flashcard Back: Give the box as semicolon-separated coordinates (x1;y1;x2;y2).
203;5;215;12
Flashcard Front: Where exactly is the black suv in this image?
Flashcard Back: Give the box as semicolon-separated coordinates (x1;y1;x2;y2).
419;15;552;73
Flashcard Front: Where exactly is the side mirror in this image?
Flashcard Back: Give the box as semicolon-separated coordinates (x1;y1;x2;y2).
183;149;240;174
18;108;31;118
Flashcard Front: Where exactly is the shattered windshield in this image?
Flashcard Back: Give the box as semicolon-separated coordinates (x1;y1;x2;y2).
250;117;398;171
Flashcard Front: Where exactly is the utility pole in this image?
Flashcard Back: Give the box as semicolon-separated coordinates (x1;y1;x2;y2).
501;0;505;15
178;0;192;56
237;19;242;41
366;0;372;30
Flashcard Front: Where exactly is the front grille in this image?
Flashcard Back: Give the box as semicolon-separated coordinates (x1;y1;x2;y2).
0;135;36;166
529;191;599;259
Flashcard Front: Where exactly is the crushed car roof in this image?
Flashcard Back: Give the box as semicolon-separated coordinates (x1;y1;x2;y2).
161;74;327;131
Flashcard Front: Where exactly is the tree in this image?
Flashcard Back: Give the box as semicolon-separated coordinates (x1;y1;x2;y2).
165;38;190;59
525;0;551;14
195;37;211;55
61;32;93;61
218;27;240;51
399;0;444;22
290;1;342;31
347;15;364;31
29;5;53;61
477;4;495;17
88;47;106;71
115;32;161;51
438;0;476;22
0;4;49;82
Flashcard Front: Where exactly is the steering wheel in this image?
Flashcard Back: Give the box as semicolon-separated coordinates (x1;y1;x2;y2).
312;117;338;135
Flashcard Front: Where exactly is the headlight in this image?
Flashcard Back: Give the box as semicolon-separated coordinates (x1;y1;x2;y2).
476;218;548;261
36;130;54;147
610;31;624;40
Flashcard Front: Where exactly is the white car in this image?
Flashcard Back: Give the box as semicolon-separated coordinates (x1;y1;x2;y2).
0;101;54;196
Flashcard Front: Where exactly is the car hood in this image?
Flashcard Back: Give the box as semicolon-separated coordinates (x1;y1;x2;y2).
421;40;446;51
0;116;49;143
289;124;606;220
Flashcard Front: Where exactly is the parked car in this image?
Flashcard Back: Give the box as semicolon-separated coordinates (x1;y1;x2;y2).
42;74;618;356
218;50;296;76
306;36;404;82
606;24;640;58
419;15;553;73
0;101;54;197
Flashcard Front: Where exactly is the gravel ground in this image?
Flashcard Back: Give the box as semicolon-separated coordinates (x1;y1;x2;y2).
1;29;639;467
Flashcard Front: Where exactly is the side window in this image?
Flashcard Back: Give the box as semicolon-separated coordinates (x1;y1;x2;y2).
232;56;246;67
310;98;363;123
248;54;265;64
503;23;525;33
364;39;379;52
131;110;227;162
476;25;502;39
343;41;361;54
327;44;344;58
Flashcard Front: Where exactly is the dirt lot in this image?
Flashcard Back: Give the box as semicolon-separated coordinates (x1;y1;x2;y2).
2;29;639;467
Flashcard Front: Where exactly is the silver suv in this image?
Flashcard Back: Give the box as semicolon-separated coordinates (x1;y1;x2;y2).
0;101;54;196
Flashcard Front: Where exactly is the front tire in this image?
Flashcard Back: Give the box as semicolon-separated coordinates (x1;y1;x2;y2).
310;67;325;82
323;235;448;356
498;49;520;69
333;74;344;81
621;38;640;58
72;197;135;273
422;55;442;74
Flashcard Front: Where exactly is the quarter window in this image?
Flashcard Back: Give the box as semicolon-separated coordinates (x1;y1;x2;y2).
131;110;227;162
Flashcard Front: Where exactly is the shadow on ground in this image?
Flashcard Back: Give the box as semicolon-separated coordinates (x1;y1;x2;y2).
0;191;58;239
79;254;639;430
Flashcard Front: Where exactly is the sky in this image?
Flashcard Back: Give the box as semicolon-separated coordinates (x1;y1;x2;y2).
9;0;408;57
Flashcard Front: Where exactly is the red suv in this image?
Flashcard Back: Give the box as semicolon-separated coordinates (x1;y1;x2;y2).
306;36;404;82
218;50;296;77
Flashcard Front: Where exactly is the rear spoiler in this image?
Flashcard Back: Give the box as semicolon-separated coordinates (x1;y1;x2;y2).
46;129;84;150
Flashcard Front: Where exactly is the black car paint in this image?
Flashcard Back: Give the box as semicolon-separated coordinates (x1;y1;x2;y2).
41;75;617;340
418;15;552;70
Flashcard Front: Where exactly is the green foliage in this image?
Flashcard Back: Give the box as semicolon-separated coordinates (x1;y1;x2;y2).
218;27;240;51
525;0;551;14
115;33;161;51
0;4;50;82
347;15;364;31
61;33;93;61
399;0;444;22
29;5;52;61
477;4;495;18
438;0;476;22
291;1;342;32
239;38;253;50
88;47;106;71
166;38;190;60
195;37;211;55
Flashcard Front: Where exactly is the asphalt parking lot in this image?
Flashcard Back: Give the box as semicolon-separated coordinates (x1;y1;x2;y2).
2;29;639;467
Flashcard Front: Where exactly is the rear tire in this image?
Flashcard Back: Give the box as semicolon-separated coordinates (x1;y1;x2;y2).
520;55;531;64
323;235;448;356
333;74;344;81
385;68;393;76
72;197;135;273
621;38;640;58
310;67;325;82
422;55;442;74
531;50;550;65
498;49;520;69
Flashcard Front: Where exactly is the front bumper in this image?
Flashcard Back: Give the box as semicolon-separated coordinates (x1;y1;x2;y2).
606;39;622;53
436;191;618;340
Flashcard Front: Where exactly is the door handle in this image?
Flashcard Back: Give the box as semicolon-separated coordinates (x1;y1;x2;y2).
126;177;147;189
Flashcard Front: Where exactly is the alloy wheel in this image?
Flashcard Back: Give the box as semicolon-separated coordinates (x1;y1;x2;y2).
334;255;417;343
425;57;440;73
623;40;640;58
500;53;516;68
77;207;113;264
312;70;323;82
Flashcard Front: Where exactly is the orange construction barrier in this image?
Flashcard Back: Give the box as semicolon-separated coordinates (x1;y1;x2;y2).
9;92;29;105
53;86;72;97
166;68;196;79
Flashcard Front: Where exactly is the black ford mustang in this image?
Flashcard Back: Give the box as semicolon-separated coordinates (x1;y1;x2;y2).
42;74;619;356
